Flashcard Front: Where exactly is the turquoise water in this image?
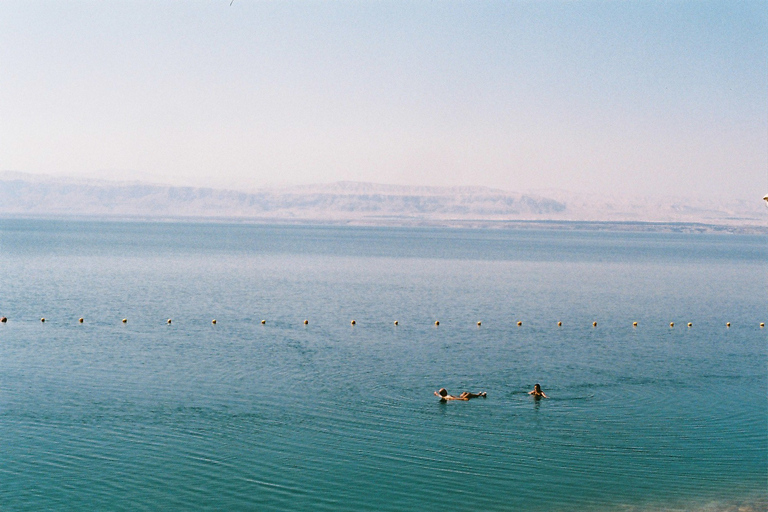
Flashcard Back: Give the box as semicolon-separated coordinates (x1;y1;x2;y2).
0;219;766;511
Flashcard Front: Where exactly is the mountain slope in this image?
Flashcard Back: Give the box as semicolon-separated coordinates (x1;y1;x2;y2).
0;172;765;231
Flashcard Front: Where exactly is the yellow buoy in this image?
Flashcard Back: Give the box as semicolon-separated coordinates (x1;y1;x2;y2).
477;321;481;326
212;319;217;325
79;317;84;323
726;322;730;327
592;321;597;327
761;323;765;328
41;318;45;323
167;319;172;324
687;323;692;327
304;320;308;325
351;320;356;325
670;322;674;328
557;321;562;327
633;322;637;327
517;321;522;326
394;320;399;326
261;320;266;325
435;320;439;326
122;318;127;323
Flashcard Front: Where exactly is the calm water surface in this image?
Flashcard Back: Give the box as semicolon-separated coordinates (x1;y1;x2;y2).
0;220;766;511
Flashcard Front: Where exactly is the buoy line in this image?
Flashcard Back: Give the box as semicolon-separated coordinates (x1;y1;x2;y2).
9;316;764;329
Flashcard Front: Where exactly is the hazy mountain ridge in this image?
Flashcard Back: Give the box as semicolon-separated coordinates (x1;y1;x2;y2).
0;173;765;232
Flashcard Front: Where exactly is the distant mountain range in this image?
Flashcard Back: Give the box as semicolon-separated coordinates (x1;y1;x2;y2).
1;172;765;233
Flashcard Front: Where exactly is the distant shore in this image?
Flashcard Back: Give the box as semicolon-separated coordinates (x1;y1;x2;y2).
2;174;766;234
1;213;765;235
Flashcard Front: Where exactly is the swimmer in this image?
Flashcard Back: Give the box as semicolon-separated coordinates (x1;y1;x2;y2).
528;383;548;398
434;388;487;401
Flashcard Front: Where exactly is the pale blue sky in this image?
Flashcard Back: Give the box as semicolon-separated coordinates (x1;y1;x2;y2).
1;1;765;199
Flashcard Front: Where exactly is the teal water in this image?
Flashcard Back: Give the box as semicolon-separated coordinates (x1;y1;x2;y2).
0;219;766;511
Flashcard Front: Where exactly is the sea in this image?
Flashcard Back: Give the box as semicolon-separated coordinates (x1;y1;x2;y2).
0;219;766;511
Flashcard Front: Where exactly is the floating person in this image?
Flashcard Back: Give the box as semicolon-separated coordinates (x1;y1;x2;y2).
434;388;486;401
528;383;548;399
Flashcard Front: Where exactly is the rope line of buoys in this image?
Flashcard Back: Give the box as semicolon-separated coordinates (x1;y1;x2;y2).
0;317;763;329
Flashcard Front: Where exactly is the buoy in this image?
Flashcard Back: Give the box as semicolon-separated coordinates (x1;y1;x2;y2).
394;320;399;326
304;320;308;325
670;322;674;327
0;317;7;323
41;318;45;323
687;323;692;327
761;323;765;328
351;320;356;325
633;322;637;327
261;320;266;325
212;319;217;325
592;321;597;327
726;322;730;327
557;321;562;327
122;318;127;324
517;321;522;326
435;320;439;326
167;319;172;324
78;318;83;323
477;321;481;326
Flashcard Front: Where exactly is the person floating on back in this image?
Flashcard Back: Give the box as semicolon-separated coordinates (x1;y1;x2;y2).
528;383;548;399
434;388;486;401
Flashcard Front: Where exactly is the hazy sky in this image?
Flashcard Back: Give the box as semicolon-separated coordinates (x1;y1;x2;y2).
1;1;765;199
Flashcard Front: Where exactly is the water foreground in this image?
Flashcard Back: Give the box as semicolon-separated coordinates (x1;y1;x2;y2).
0;220;766;511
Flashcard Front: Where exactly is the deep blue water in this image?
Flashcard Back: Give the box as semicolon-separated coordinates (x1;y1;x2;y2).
1;219;766;511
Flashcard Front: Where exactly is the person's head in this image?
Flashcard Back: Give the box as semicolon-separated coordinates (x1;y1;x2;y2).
437;388;448;397
534;384;541;393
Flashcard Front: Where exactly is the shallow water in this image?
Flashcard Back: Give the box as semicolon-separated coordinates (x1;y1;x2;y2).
0;220;766;511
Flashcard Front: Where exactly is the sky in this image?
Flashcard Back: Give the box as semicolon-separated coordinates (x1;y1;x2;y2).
0;1;766;200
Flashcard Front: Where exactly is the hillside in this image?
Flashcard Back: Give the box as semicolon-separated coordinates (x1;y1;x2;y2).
0;172;765;232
